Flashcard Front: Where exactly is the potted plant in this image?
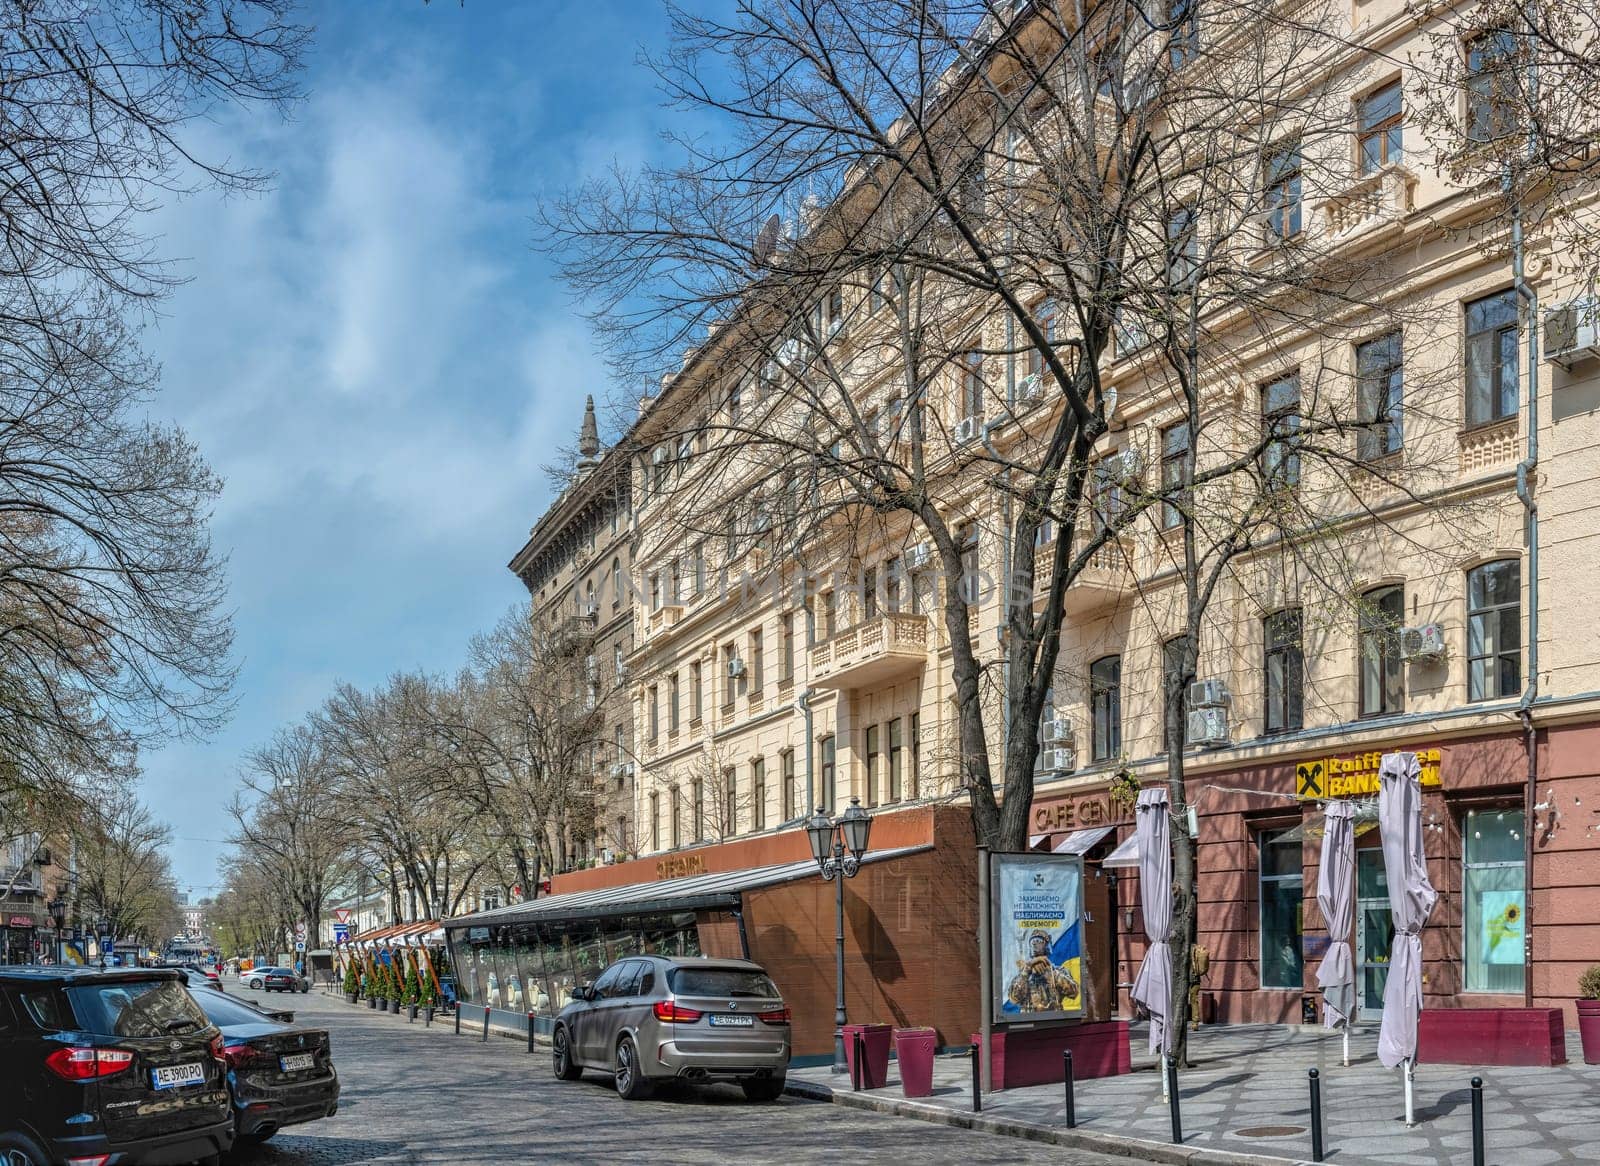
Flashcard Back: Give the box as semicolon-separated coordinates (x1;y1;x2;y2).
404;965;420;1021
376;965;391;1011
383;965;399;1012
343;964;359;1005
420;974;437;1025
364;969;377;1008
1578;964;1600;1065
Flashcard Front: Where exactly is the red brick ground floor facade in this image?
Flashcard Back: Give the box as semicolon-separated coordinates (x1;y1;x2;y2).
1030;715;1600;1032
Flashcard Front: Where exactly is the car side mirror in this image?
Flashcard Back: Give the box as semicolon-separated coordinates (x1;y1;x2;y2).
575;984;594;1001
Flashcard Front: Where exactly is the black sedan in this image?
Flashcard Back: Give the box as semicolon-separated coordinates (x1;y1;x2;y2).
262;967;309;994
189;988;339;1146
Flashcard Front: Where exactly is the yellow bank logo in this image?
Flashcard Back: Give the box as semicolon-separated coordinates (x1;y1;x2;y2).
1295;747;1442;799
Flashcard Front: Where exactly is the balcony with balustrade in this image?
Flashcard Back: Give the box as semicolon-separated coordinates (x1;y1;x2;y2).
810;612;930;689
1063;534;1136;613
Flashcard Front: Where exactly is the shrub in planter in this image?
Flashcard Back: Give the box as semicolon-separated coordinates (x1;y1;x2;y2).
343;964;360;1003
403;966;421;1019
419;976;437;1024
1578;965;1600;1065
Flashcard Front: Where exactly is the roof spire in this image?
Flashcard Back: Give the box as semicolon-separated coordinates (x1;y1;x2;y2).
576;395;600;469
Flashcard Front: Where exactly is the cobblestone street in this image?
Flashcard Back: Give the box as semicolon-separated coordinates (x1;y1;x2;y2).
230;989;1150;1165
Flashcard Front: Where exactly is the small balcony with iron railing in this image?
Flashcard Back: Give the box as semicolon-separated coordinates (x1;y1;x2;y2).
810;612;930;689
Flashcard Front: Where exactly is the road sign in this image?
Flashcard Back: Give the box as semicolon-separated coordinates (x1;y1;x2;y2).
333;908;352;924
294;920;307;938
294;940;306;952
332;923;349;943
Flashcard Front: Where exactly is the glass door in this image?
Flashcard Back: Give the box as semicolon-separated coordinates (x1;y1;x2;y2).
1355;848;1394;1021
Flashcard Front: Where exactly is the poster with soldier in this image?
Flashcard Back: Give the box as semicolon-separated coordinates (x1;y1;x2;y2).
992;853;1084;1023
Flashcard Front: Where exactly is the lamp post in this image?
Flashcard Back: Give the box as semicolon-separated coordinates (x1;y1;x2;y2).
47;897;67;965
804;797;873;1074
96;917;111;969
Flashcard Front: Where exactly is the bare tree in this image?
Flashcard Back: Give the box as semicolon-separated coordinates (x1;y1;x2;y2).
74;792;182;946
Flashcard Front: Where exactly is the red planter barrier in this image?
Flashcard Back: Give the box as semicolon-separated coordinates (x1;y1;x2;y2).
842;1023;892;1089
893;1027;937;1098
1578;999;1600;1066
1417;1008;1567;1067
972;1021;1131;1090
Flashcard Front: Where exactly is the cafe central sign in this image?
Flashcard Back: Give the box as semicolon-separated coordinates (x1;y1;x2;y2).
1295;746;1442;800
1031;792;1122;833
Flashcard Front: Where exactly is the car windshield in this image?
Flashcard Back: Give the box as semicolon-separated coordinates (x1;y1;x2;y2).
667;967;780;999
62;979;210;1037
193;991;286;1028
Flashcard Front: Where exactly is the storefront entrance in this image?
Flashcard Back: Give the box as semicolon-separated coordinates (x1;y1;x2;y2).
1356;848;1393;1022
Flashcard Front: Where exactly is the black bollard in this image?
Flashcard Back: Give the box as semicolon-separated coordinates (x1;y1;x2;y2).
1308;1069;1324;1162
1063;1049;1076;1128
527;1011;536;1054
482;1003;490;1042
1471;1077;1485;1166
454;1005;461;1035
1167;1056;1183;1145
971;1041;982;1113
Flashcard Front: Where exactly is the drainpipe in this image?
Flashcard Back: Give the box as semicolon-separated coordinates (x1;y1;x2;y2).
798;686;816;813
1511;187;1539;1011
981;419;1013;750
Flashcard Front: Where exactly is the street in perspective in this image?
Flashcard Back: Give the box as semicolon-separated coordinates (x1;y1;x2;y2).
3;1;1600;1164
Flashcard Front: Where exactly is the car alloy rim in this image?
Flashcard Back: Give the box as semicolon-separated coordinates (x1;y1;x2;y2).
2;1150;38;1166
617;1042;633;1090
555;1031;568;1068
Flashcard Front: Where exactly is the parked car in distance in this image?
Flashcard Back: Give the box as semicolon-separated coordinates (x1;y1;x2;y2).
551;956;790;1101
262;967;310;994
187;988;339;1145
0;966;233;1165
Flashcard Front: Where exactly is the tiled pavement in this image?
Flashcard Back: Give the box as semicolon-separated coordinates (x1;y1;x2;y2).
789;1022;1600;1165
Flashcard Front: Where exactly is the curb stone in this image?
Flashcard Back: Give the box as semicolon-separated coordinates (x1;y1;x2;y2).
783;1077;1309;1166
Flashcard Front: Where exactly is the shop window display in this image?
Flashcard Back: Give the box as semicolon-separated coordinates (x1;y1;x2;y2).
1258;827;1304;989
1463;808;1526;993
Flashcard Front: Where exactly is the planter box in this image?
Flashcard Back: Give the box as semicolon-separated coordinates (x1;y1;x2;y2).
973;1021;1131;1090
1417;1008;1566;1067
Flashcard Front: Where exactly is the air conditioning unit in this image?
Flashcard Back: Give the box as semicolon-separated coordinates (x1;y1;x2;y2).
583;601;599;617
1040;745;1075;774
727;656;747;679
1016;372;1046;404
1186;706;1230;748
952;415;981;445
904;542;933;571
1187;679;1232;708
1399;622;1446;662
1043;717;1074;746
609;761;634;780
1544;298;1600;368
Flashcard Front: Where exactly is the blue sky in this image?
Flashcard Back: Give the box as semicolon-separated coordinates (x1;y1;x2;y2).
140;0;690;896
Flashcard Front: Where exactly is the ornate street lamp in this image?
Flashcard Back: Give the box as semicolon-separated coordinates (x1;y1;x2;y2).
95;917;112;969
47;897;67;965
805;797;873;1073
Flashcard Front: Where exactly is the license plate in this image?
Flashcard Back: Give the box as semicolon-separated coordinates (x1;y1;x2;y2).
280;1053;316;1073
152;1062;205;1090
708;1014;755;1027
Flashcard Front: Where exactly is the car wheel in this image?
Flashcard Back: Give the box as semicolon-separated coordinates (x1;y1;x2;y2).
552;1026;583;1081
741;1075;787;1103
614;1035;651;1100
0;1131;50;1166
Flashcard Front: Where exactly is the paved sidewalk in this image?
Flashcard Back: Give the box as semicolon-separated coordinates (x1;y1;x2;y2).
788;1023;1600;1165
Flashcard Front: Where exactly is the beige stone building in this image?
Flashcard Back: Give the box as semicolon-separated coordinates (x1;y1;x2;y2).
517;0;1600;1026
509;397;639;866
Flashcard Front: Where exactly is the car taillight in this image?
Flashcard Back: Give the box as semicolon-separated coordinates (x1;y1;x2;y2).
223;1043;267;1069
208;1032;225;1061
757;1007;791;1025
45;1047;135;1080
652;1000;704;1023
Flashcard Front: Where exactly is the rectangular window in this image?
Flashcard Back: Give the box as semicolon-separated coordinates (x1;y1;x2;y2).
1263;609;1305;734
650;792;661;851
821;590;837;639
1467;559;1521;701
885;558;902;613
1261;373;1301;490
888;718;904;803
1263;144;1302;240
865;725;880;807
1463;808;1526;992
1168;0;1198;68
1466;30;1519;143
1359;585;1405;717
692;778;705;841
722;642;737;710
1357;79;1404;174
669;787;681;849
1465;290;1519;426
909;713;920;798
751;758;766;831
749;629;764;694
1026;299;1057;381
668;672;680;733
690;660;703;722
781;749;796;821
962;351;984;419
723;767;738;835
1090;655;1122;762
820;735;837;809
1166;204;1198;290
1162;636;1191;749
728;381;743;423
1161;420;1190;529
649;571;664;612
1259;828;1305;989
862;566;878;620
780;613;795;682
1090;458;1129;532
1356;332;1404;460
692;542;707;596
648;685;660;742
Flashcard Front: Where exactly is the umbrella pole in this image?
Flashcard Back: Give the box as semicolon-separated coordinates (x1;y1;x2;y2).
1403;1058;1415;1127
1161;1051;1170;1102
1342;1024;1349;1068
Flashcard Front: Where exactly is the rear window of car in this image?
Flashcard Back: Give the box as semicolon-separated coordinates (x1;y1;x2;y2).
667;968;780;998
63;980;210;1038
18;988;77;1031
194;992;283;1028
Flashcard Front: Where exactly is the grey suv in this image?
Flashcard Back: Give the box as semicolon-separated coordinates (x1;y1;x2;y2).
551;956;790;1101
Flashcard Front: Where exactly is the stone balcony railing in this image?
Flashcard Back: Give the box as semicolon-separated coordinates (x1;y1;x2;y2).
810;611;931;689
1064;533;1136;613
1319;164;1417;240
645;603;685;639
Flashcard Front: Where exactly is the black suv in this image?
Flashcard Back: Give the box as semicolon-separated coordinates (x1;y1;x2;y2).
0;966;234;1165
